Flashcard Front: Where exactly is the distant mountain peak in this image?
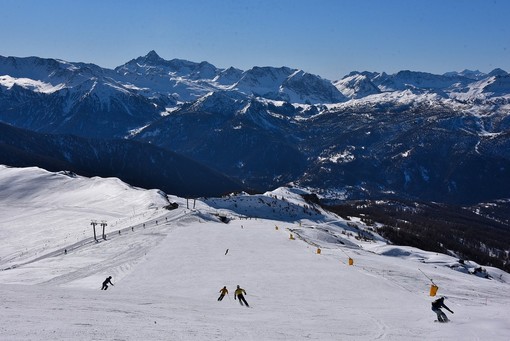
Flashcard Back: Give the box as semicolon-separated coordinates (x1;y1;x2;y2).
334;73;380;99
443;69;486;80
488;68;508;77
143;50;164;63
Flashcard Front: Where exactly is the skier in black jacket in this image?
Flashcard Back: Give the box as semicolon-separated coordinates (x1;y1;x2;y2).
101;276;114;290
431;296;453;322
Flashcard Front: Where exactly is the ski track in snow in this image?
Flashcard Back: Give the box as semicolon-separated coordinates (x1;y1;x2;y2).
0;167;509;340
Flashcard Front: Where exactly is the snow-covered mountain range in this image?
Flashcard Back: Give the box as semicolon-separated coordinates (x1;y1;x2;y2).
1;52;509;203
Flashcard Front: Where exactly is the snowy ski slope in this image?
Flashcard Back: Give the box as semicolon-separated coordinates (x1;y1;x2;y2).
0;166;509;340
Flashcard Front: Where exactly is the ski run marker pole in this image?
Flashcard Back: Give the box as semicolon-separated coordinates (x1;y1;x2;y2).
419;268;436;285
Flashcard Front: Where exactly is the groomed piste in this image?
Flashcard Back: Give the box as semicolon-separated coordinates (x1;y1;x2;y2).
0;165;509;340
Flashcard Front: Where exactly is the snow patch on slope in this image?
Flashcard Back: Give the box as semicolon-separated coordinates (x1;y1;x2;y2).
0;75;66;93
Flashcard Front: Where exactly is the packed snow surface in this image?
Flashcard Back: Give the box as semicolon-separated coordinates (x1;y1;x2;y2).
0;166;509;340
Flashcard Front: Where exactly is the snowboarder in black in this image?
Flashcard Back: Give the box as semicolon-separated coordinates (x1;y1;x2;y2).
431;296;453;322
234;285;249;307
218;286;229;301
101;276;114;290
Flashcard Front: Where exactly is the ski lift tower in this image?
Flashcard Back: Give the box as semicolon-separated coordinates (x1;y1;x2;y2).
91;220;98;242
100;220;108;240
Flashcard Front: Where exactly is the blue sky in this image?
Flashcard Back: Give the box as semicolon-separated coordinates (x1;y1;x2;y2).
1;0;509;80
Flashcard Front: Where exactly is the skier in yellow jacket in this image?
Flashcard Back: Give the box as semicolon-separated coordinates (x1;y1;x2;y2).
217;286;229;301
234;285;249;307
